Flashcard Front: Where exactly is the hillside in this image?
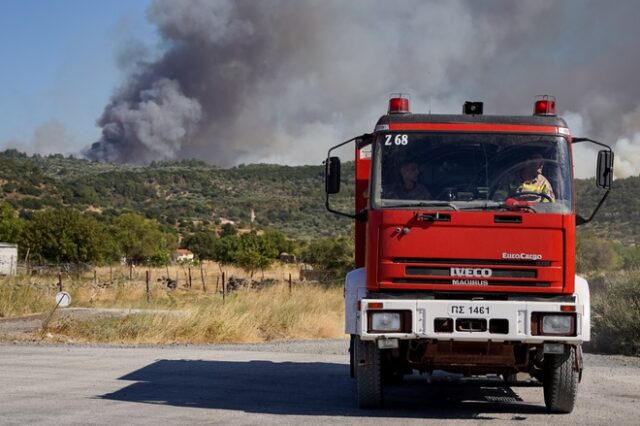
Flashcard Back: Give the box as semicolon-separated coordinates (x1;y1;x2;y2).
574;175;640;244
0;149;636;243
0;150;353;239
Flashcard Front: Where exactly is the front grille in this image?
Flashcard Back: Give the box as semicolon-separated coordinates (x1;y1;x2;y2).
406;266;537;278
386;257;558;289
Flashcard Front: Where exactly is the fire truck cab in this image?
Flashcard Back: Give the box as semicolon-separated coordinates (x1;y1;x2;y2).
325;96;613;413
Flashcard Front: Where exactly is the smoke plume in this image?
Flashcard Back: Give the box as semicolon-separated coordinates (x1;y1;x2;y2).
6;120;75;156
86;0;640;177
89;79;201;163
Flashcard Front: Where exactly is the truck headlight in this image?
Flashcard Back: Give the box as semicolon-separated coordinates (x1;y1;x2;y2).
531;313;576;336
542;315;573;334
371;312;401;331
366;310;411;333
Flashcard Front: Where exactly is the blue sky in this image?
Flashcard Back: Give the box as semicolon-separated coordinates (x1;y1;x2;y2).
0;0;156;153
0;1;639;176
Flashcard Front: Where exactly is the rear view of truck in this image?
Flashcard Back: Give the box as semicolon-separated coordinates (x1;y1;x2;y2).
325;96;613;413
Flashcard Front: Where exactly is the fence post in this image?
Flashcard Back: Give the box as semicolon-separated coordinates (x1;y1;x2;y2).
146;270;150;303
93;270;97;286
183;267;189;288
200;264;206;293
289;273;292;295
57;272;63;292
222;271;226;304
24;247;30;275
188;266;192;288
109;265;113;285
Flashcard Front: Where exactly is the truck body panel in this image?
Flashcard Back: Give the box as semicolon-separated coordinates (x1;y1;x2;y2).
367;209;571;293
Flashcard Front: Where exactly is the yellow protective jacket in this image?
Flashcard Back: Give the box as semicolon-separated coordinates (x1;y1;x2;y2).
518;174;555;202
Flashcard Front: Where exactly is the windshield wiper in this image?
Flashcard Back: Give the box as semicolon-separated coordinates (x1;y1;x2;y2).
381;201;459;211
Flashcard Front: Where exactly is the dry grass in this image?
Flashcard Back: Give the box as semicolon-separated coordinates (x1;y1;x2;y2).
0;276;55;318
51;284;344;344
1;261;345;344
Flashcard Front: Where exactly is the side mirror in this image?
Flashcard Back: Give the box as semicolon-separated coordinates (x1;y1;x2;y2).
572;138;614;225
325;156;341;194
596;150;613;189
325;133;371;219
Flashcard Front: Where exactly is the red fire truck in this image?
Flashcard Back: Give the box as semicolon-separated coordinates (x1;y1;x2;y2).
325;96;613;413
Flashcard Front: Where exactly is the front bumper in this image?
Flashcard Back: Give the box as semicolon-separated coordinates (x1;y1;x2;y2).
358;298;586;344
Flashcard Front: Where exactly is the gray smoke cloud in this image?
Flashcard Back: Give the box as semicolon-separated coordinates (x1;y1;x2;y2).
6;120;75;156
85;0;640;177
91;78;201;163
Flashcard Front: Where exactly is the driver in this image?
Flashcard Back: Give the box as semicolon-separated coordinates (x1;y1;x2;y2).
384;161;431;200
516;154;555;202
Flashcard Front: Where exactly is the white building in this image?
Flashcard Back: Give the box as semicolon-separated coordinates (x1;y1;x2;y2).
172;249;195;263
0;243;18;276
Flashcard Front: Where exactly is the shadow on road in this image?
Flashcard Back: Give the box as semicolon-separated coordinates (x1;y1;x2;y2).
99;359;547;419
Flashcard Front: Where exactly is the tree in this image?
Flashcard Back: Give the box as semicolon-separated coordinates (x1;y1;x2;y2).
111;212;178;264
182;230;218;260
210;232;281;278
20;208;115;263
234;233;277;278
219;223;237;237
212;235;239;266
300;236;354;276
262;230;295;256
0;202;22;243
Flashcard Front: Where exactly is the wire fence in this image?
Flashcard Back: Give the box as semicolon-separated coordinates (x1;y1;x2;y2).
1;261;336;304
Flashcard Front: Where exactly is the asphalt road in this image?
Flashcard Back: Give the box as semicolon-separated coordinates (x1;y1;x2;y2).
0;340;638;425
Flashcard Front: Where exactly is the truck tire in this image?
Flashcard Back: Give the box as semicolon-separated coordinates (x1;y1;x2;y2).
355;336;383;408
543;345;578;413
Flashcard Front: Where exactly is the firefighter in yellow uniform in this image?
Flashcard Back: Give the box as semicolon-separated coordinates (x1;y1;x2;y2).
515;154;555;202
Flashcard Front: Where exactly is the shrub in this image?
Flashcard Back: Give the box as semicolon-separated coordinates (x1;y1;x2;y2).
300;236;354;279
591;272;640;355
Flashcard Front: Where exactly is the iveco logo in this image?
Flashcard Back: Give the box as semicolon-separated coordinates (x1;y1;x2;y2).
450;267;493;278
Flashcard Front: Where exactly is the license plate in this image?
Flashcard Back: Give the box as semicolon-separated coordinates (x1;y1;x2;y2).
449;304;491;316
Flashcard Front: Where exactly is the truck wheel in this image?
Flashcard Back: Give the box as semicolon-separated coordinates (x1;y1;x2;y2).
543;345;579;413
355;336;383;408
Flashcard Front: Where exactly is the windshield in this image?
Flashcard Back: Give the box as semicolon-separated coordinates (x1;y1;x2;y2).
372;132;573;213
